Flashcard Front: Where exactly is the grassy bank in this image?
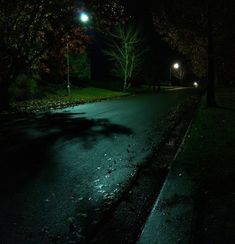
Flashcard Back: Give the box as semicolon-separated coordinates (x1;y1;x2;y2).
11;86;128;113
176;88;235;243
9;84;177;113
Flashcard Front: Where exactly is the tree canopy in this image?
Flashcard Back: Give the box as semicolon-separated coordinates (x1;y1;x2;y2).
0;0;128;108
152;0;235;82
152;0;235;106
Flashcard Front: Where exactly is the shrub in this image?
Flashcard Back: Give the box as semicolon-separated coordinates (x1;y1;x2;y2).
70;51;91;86
9;74;38;101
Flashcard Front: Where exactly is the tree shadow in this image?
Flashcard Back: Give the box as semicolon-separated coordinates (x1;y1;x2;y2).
0;112;133;192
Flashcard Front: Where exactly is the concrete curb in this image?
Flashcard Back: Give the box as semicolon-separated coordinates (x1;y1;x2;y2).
138;122;196;244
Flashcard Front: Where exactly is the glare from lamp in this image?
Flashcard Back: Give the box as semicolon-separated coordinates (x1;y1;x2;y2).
80;12;89;23
173;63;180;69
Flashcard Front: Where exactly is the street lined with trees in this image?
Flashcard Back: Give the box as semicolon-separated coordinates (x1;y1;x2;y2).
151;0;235;106
0;0;129;109
1;0;235;110
0;1;234;243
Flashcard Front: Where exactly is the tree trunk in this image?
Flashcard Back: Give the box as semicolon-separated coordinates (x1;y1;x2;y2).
207;3;217;107
123;79;127;92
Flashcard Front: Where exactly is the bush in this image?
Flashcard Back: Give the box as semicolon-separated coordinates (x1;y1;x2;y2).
69;51;91;86
9;74;38;101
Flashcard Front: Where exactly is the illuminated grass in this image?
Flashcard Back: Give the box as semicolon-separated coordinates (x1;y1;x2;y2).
178;88;235;178
12;87;128;113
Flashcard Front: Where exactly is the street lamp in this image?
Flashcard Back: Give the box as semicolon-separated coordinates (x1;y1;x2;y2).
170;62;181;84
80;12;89;23
66;12;90;96
173;63;180;69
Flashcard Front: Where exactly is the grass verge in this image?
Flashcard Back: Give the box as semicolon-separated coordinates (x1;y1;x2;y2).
11;86;128;113
176;88;235;243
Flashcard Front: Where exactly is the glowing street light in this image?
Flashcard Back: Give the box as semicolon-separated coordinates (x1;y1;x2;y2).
170;62;180;82
173;63;180;69
170;62;183;84
80;12;89;23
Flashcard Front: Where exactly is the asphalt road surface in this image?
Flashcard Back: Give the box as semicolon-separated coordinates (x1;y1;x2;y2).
0;88;197;243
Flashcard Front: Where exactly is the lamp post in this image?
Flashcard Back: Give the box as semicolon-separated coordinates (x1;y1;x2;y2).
66;12;89;96
170;62;180;84
66;43;70;96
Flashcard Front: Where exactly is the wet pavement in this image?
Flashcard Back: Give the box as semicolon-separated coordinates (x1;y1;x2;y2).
0;89;197;243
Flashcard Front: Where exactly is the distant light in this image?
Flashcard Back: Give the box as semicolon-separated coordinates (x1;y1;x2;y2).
173;63;180;69
80;12;89;23
194;82;199;88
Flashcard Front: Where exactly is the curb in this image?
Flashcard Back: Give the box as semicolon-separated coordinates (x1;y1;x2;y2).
138;121;196;244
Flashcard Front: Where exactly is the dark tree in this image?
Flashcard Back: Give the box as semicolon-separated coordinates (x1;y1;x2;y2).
207;2;216;107
0;0;129;109
152;0;235;107
0;0;84;108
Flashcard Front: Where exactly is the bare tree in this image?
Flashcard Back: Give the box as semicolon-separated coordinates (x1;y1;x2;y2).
104;25;144;91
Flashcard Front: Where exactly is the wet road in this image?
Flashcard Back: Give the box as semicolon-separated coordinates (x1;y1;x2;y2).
0;88;196;243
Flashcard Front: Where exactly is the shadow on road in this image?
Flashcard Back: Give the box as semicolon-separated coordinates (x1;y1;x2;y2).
0;112;133;192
